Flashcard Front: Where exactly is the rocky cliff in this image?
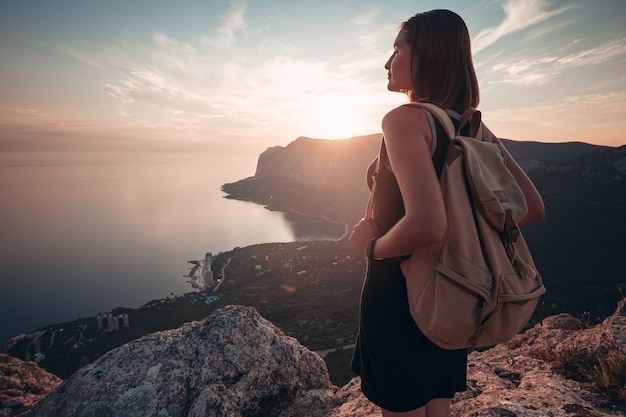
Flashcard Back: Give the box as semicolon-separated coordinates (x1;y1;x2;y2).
254;135;381;190
11;299;625;417
222;136;623;227
222;135;381;224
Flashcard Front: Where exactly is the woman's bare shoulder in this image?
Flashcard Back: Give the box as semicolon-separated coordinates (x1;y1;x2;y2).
382;105;430;144
383;104;425;125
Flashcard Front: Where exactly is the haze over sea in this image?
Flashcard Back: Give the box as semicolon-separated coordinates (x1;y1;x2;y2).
0;153;313;345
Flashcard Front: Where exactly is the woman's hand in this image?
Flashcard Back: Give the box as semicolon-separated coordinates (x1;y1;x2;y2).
349;218;379;257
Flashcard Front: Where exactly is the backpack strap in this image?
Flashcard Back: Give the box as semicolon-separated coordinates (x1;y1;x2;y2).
365;137;387;222
407;102;484;140
459;108;482;138
458;107;475;132
406;103;456;139
366;103;484;220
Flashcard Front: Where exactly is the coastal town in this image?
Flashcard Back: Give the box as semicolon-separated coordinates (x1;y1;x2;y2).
3;253;228;375
185;252;215;290
5;310;131;365
185;251;236;293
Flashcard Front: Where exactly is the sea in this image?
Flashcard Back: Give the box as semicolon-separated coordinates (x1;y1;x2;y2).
0;155;342;345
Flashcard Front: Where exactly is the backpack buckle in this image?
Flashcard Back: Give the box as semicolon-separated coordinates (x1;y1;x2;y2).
502;209;520;244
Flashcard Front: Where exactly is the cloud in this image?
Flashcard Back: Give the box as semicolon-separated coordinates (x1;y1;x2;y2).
473;0;571;53
57;44;120;71
584;75;626;92
482;35;626;87
350;6;381;26
21;0;403;147
487;56;560;86
50;12;395;141
2;107;49;118
557;36;626;66
200;2;247;49
524;18;576;41
505;92;626;127
484;90;626;145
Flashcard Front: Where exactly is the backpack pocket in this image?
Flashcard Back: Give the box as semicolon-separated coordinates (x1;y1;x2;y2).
476;274;546;346
409;246;493;349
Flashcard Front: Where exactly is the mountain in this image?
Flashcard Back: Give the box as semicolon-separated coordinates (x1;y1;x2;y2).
223;135;626;321
223;134;381;224
500;139;609;162
514;144;626;320
17;301;626;416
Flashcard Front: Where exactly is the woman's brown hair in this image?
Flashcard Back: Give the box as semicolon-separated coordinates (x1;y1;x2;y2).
402;9;479;112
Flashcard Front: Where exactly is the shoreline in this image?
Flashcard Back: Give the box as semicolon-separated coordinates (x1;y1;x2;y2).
223;193;351;242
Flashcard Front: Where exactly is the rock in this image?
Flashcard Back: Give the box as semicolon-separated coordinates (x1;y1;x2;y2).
222;135;381;224
18;300;626;417
0;354;61;417
327;377;378;417
451;299;626;416
25;305;333;417
506;313;585;360
253;136;379;190
557;297;626;358
335;299;626;417
452;345;613;416
334;344;621;417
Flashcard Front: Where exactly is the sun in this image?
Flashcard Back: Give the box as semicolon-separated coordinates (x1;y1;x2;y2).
300;94;374;140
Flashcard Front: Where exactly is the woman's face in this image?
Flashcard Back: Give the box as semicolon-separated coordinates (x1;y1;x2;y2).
384;30;412;94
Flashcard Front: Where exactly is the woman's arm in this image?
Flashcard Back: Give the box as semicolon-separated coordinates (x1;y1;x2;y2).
350;106;447;259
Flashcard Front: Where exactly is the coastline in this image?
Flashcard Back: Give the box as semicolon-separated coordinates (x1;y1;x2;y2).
276;208;350;241
3;239;366;382
223;192;350;242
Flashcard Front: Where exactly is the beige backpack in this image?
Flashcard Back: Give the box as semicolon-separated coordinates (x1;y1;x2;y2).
370;102;546;349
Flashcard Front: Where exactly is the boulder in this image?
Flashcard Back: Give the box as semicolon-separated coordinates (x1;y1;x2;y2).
0;354;61;417
25;305;333;417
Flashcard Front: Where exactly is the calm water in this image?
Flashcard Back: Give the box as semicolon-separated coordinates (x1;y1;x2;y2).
0;159;330;345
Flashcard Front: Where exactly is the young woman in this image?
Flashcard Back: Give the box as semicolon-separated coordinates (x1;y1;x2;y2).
349;9;545;417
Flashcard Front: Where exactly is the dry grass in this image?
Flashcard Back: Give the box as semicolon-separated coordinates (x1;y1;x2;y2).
583;350;626;401
552;343;626;403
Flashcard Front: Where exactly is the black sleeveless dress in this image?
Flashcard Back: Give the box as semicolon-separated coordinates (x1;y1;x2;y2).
351;109;467;412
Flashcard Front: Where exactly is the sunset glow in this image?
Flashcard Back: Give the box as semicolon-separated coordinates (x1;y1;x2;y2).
301;93;375;140
1;0;625;168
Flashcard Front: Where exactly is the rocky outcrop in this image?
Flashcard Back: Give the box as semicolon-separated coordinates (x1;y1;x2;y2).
222;135;381;224
334;300;626;417
0;354;61;417
254;135;380;190
455;298;625;416
25;305;333;417
19;300;626;417
329;305;625;417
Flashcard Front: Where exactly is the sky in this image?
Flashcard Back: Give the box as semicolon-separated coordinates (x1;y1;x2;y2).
1;0;625;168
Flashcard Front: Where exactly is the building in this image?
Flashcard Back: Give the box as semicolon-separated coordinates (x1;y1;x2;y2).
202;252;214;287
